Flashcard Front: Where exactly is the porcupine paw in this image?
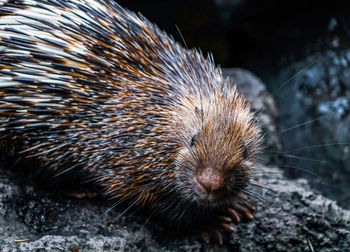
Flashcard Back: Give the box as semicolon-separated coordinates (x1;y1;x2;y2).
200;195;255;245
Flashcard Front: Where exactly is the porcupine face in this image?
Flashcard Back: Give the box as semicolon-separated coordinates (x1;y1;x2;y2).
173;86;261;208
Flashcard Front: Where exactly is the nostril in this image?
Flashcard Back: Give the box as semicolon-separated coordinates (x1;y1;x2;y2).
195;167;223;193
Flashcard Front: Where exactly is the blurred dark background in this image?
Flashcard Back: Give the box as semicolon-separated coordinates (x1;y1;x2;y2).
119;0;350;72
119;0;350;209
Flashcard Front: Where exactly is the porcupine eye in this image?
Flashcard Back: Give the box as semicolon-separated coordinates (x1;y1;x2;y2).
190;135;197;147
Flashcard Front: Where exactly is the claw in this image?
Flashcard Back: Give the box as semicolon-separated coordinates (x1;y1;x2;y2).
200;230;225;246
244;211;253;220
235;204;253;220
227;208;240;223
214;231;223;246
218;216;232;223
220;222;234;232
244;202;256;212
199;195;255;245
239;194;248;201
238;194;255;211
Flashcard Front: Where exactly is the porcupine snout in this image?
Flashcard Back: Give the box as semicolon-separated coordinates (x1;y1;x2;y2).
194;166;224;194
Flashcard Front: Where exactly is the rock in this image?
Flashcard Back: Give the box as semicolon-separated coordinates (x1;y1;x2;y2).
272;50;350;209
0;163;349;251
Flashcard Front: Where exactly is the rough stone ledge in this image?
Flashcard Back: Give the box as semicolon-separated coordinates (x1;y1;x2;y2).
0;163;349;252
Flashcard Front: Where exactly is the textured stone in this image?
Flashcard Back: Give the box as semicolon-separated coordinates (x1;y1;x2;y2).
0;163;349;251
272;50;350;208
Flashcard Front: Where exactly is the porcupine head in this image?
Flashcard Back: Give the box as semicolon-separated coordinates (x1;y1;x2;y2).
167;74;261;229
0;0;261;231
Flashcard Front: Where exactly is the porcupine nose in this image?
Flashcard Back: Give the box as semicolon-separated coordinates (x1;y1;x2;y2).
194;167;224;194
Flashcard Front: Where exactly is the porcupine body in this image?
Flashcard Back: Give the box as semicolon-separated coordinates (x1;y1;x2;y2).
0;0;260;233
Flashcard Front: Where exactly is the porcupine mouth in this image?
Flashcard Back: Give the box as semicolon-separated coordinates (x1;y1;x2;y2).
196;192;234;210
193;177;247;209
193;178;229;204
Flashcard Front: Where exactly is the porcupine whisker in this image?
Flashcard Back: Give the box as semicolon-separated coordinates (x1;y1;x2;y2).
249;183;279;194
157;193;179;215
243;190;275;205
105;175;175;213
262;163;339;191
240;188;271;204
234;186;260;201
277;164;320;177
282;142;350;154
254;157;327;187
254;156;322;177
258;154;328;164
308;178;340;190
281;154;329;163
255;157;271;163
266;143;349;158
8;157;22;170
250;169;286;175
139;207;158;232
254;58;321;117
175;24;188;50
276;115;326;135
140;192;181;231
102;193;139;217
235;181;252;191
114;197;141;220
271;60;321;97
102;189;136;210
241;188;287;221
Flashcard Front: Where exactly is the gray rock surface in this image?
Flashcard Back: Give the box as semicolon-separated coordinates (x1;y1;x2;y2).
0;163;349;251
271;50;350;208
1;68;349;251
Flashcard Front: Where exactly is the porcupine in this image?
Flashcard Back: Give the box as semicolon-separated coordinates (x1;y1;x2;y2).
0;0;261;243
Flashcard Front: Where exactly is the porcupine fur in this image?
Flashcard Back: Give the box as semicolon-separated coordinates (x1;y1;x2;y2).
0;0;261;231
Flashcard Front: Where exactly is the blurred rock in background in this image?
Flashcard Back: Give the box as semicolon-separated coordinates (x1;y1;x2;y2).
272;51;350;208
